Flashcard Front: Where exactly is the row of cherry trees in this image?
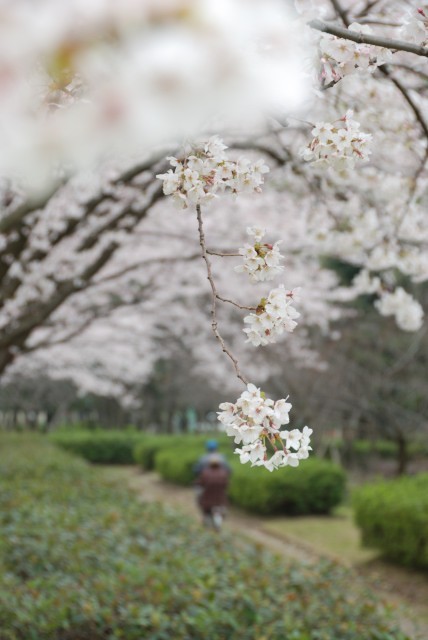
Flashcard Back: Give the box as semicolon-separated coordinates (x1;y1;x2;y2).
0;0;427;468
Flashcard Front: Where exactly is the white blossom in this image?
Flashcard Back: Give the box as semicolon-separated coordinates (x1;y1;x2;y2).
302;111;372;170
219;383;312;471
400;7;428;45
235;227;284;282
319;22;392;82
243;286;300;346
375;288;424;332
156;138;269;209
352;270;381;295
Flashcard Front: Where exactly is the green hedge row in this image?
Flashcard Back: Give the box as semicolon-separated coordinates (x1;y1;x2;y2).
50;429;146;463
353;474;428;570
352;439;427;459
50;430;345;516
155;447;207;485
228;459;346;515
0;434;408;640
154;446;346;515
134;433;232;471
324;438;428;460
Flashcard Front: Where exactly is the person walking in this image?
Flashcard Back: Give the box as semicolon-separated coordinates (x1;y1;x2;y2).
196;454;230;530
193;439;231;476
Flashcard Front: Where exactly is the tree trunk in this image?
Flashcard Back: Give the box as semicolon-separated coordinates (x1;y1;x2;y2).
396;434;408;476
0;348;14;378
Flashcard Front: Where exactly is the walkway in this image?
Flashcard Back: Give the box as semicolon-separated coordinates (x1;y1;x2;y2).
115;466;428;640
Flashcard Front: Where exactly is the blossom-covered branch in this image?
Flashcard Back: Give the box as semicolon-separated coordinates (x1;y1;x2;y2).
308;18;428;58
156;137;311;471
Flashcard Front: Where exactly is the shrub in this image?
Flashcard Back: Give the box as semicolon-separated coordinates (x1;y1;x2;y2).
134;433;232;471
0;434;408;640
353;439;396;458
228;458;346;515
154;445;346;515
154;438;234;485
328;438;428;462
134;435;182;470
155;447;200;484
50;429;146;463
353;474;428;569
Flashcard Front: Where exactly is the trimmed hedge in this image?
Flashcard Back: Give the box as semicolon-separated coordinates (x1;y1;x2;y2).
154;446;346;515
134;433;232;471
352;439;427;459
133;435;183;470
325;438;428;461
155;447;203;485
353;474;428;569
0;434;408;640
50;429;146;463
229;458;346;515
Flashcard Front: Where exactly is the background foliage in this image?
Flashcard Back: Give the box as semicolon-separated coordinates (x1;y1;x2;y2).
353;474;428;570
0;435;408;640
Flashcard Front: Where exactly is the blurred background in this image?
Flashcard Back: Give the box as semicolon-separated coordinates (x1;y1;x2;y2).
1;0;427;639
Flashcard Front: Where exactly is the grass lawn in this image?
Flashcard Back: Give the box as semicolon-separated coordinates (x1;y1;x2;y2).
264;505;380;565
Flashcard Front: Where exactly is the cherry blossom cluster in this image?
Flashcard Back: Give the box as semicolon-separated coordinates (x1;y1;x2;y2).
400;7;428;45
319;23;392;84
375;288;424;333
234;226;284;283
350;271;424;332
302;111;372;171
156;137;269;209
243;286;300;347
217;383;312;471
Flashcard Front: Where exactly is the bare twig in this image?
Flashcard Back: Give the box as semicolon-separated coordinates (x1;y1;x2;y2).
308;19;428;58
89;252;201;288
207;250;241;257
356;19;401;28
196;204;249;386
216;295;257;312
354;0;384;19
330;0;349;26
388;328;426;376
229;141;288;165
379;66;428;140
389;63;428;83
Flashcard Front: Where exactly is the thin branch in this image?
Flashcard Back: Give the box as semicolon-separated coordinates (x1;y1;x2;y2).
229;141;288;165
354;0;384;19
308;19;428;58
389;63;428;82
196;203;249;386
379;66;428;140
23;316;97;353
216;295;257;312
388;328;426;376
113;149;174;184
90;252;201;288
356;19;401;27
207;250;241;257
330;0;349;26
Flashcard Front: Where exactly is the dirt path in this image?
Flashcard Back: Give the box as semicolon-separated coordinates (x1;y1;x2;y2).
127;469;315;563
116;467;427;639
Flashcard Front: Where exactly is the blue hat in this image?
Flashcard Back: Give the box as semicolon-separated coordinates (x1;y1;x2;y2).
206;439;218;452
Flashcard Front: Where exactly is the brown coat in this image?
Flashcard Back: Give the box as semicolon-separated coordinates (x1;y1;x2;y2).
197;465;229;510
